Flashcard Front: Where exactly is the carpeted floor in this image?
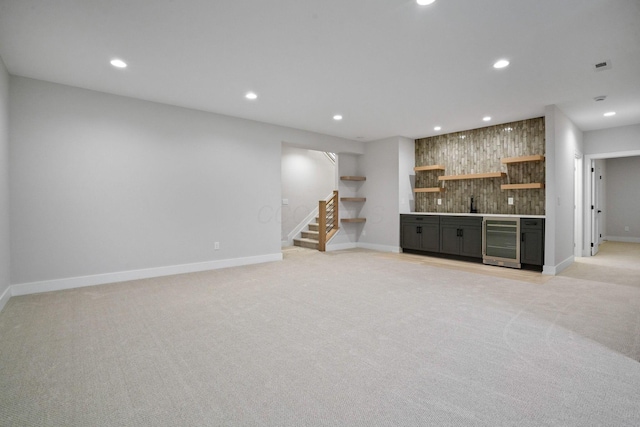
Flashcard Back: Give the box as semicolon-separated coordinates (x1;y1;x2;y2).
1;244;639;426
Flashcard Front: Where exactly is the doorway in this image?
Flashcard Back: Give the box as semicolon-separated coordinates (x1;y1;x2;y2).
584;150;640;257
591;160;604;255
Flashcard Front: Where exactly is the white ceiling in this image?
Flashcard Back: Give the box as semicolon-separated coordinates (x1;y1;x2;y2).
1;0;639;142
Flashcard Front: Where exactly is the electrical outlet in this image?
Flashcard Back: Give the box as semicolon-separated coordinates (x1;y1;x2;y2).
214;242;220;250
282;199;289;206
437;198;442;205
625;226;630;232
508;197;514;205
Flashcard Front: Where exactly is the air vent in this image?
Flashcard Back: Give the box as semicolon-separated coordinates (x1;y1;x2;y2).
594;60;612;72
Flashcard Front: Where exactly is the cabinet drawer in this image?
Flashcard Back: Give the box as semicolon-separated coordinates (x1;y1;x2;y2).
440;216;482;227
401;215;439;224
521;218;544;229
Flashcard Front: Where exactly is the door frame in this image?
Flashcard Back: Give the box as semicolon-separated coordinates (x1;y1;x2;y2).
584;150;640;256
591;160;601;255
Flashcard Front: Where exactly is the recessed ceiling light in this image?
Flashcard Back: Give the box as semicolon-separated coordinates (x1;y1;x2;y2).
417;0;436;5
245;92;258;100
434;126;442;131
110;59;127;68
483;116;492;122
333;115;343;121
604;111;616;117
493;59;510;69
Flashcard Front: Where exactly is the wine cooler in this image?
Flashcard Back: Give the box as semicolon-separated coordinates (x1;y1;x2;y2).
482;217;521;269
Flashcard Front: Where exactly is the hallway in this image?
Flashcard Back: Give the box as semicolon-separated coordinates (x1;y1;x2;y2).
560;241;640;288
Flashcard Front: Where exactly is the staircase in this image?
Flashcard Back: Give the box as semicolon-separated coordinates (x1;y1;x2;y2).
293;191;339;251
294;220;321;250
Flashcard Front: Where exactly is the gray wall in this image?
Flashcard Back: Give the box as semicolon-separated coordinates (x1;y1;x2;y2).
9;76;359;285
359;137;401;251
281;145;335;243
584;124;640;155
398;137;415;214
0;57;9;300
605;156;640;242
544;105;584;273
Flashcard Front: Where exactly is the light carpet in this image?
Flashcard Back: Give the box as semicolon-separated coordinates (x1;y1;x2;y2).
1;247;639;426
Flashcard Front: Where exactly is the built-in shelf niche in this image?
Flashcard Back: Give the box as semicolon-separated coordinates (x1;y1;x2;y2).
340;176;366;223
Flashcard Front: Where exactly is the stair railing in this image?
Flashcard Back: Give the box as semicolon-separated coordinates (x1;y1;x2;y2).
318;190;339;251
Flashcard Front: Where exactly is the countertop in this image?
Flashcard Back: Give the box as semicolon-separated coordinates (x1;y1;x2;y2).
402;212;545;219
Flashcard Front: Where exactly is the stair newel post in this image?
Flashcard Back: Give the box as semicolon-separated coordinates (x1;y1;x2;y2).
332;190;339;231
318;199;327;252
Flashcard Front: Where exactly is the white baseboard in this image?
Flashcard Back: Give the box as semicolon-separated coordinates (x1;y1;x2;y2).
0;285;11;313
326;242;357;251
605;235;640;243
542;255;574;276
10;253;283;298
357;242;401;253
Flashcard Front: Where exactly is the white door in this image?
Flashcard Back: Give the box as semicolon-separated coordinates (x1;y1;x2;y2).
591;162;602;255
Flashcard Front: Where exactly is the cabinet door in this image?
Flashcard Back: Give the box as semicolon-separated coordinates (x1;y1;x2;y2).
420;223;440;252
521;229;543;265
459;226;482;258
401;223;422;250
440;224;460;255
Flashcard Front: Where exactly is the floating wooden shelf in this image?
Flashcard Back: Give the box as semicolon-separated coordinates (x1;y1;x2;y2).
501;183;545;190
414;187;446;193
414;165;445;172
341;218;366;223
438;172;506;181
340;176;366;181
501;155;545;164
340;197;366;202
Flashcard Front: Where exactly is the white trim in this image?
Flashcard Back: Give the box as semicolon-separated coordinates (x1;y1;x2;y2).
357;242;401;253
605;236;640;243
0;286;11;313
325;242;357;251
286;206;319;246
584;149;640;257
542;255;574;276
586;150;640;160
10;253;283;297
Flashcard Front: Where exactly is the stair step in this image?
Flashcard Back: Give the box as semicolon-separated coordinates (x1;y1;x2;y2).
308;223;319;231
294;238;319;250
301;230;319;240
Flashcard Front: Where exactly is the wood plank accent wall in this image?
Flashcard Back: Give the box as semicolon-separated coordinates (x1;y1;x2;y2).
414;117;545;215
